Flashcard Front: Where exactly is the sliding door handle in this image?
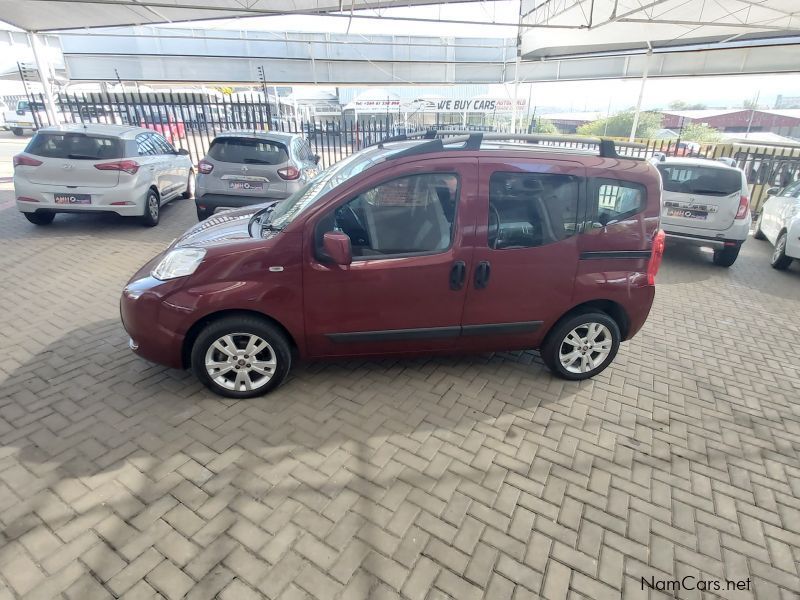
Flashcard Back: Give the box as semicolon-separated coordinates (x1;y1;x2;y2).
474;261;491;289
449;260;466;290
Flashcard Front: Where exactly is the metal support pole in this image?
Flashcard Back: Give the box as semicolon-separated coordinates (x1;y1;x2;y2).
629;48;652;142
28;32;59;125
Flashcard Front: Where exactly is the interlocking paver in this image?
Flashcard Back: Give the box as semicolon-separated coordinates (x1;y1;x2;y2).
0;187;799;599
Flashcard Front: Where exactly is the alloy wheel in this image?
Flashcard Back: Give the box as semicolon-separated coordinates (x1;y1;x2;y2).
204;332;277;392
558;322;613;374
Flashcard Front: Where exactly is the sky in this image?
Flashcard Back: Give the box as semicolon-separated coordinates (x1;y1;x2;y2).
2;0;799;112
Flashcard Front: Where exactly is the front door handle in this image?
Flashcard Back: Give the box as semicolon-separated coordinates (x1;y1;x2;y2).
449;260;466;290
474;261;491;289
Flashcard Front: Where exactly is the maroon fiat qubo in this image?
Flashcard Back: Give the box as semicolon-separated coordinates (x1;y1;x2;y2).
121;134;664;398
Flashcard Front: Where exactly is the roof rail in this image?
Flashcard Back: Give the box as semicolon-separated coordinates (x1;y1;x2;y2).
414;131;647;158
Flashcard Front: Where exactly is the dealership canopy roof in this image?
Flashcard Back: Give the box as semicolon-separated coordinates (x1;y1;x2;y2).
1;0;798;46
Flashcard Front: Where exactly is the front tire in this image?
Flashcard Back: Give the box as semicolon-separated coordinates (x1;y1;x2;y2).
141;189;160;227
771;232;793;270
191;316;292;398
712;245;740;267
541;311;620;381
11;127;24;136
182;170;195;199
23;211;55;226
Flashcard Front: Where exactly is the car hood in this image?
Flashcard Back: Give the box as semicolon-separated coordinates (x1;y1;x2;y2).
173;203;279;249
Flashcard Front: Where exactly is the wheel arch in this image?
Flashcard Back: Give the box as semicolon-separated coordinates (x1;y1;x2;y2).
543;299;630;345
181;308;299;369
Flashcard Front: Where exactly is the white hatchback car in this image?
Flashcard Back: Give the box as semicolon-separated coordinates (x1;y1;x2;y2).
754;181;800;270
14;124;194;227
655;157;751;267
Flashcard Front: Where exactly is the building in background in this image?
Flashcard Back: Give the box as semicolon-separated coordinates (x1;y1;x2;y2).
661;109;800;138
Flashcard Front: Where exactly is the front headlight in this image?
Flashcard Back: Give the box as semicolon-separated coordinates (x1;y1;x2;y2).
151;248;206;280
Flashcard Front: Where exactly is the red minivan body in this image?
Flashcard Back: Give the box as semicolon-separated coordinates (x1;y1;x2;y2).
121;136;664;398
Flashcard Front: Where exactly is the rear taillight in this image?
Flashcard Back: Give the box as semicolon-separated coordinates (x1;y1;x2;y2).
277;166;300;180
95;160;140;175
647;229;666;286
13;155;42;168
735;195;749;219
198;160;214;174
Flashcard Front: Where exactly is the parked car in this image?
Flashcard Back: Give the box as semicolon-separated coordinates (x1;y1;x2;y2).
0;100;7;130
656;157;751;266
195;131;320;220
122;134;664;398
14;124;194;227
754;181;800;270
138;113;186;142
2;99;62;136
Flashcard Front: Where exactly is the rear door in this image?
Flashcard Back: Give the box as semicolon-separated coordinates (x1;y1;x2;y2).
23;132;123;188
150;133;183;196
136;133;171;195
205;137;289;197
658;163;744;231
459;157;585;352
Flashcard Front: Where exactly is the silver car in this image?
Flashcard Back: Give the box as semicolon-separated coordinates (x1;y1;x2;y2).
14;124;194;227
656;157;751;267
195;131;319;220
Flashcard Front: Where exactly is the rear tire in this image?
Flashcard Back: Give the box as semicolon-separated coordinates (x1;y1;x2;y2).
182;170;195;199
196;206;214;221
712;245;740;267
11;127;24;137
770;232;793;270
753;213;766;240
191;316;292;398
23;212;55;226
141;189;160;227
541;311;621;381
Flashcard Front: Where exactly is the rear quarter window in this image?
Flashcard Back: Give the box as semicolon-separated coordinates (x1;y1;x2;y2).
590;178;646;226
208;138;288;165
25;133;124;160
657;165;742;196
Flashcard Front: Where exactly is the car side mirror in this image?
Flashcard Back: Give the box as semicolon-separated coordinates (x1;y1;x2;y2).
766;187;779;196
323;231;352;266
177;148;190;156
314;154;321;164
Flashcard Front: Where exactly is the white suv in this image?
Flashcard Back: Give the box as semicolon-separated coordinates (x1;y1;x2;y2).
656;157;751;267
14;124;194;227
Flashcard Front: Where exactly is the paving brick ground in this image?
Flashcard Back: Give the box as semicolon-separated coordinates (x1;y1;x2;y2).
0;185;798;599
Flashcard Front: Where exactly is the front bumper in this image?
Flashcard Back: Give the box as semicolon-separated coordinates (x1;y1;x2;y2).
120;272;189;370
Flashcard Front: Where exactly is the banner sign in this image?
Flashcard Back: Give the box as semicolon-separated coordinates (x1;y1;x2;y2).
349;96;527;113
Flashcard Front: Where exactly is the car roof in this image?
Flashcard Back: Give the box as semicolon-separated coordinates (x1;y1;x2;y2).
35;123;151;139
213;130;299;143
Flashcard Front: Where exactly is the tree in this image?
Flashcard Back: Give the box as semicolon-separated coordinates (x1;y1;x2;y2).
743;97;761;109
679;122;722;143
528;118;557;134
668;100;707;110
576;110;662;139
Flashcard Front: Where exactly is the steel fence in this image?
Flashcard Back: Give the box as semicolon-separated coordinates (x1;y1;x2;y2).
16;92;800;214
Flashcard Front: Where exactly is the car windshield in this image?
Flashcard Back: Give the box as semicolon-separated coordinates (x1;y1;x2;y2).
25;132;124;160
265;144;401;231
657;164;742;196
208;138;288;165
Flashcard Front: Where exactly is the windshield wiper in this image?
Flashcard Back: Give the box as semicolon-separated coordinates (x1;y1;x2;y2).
243;158;273;164
67;154;99;160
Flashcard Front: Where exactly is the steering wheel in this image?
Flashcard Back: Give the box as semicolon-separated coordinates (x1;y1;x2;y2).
488;203;501;249
336;203;365;232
